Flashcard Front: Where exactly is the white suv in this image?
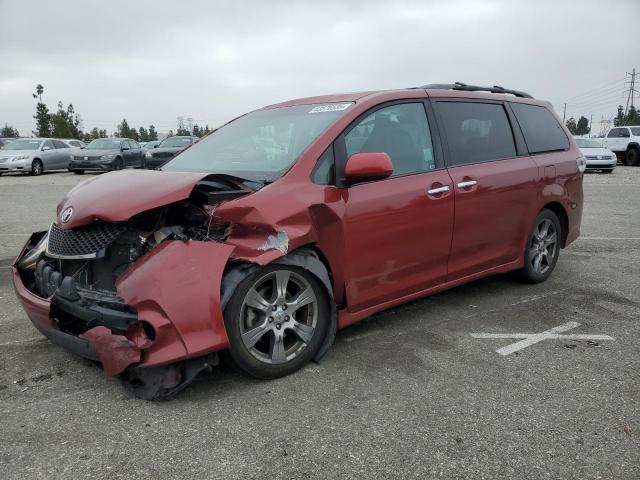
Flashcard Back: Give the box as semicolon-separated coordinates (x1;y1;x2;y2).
602;126;640;166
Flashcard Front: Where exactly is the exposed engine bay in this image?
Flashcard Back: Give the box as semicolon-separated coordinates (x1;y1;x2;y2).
15;175;254;398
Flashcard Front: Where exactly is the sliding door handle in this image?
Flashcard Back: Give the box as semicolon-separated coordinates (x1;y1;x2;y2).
457;180;477;189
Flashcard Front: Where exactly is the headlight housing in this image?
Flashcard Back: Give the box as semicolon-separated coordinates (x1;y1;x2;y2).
12;155;30;161
99;154;115;160
576;155;586;173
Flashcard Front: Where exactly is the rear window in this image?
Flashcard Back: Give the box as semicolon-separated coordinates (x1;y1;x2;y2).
511;103;569;153
437;102;516;166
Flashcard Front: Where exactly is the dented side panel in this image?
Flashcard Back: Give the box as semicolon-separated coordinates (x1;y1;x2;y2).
116;240;235;362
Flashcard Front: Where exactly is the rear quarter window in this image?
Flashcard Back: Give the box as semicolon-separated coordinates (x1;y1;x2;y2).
511;103;569;153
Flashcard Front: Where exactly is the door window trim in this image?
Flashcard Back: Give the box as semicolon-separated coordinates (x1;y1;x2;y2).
431;98;522;169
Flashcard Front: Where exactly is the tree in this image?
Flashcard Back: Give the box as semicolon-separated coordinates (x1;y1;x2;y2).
138;126;149;142
32;84;52;137
82;128;108;142
176;127;190;136
33;102;51;137
576;116;590;136
1;124;19;137
167;130;174;137
614;105;625;127
50;101;82;139
117;118;132;138
565;117;577;135
148;125;158;141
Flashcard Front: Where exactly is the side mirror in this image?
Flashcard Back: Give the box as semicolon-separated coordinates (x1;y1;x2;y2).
344;152;393;183
42;146;51;151
121;145;130;151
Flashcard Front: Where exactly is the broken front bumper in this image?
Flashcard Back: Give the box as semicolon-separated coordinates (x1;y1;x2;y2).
13;234;236;389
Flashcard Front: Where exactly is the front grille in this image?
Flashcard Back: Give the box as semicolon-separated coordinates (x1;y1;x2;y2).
153;152;175;159
47;222;126;259
0;156;9;163
585;156;598;160
73;155;101;161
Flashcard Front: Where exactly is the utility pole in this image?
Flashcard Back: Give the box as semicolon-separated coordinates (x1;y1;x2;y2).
589;114;593;137
563;103;567;122
624;67;637;115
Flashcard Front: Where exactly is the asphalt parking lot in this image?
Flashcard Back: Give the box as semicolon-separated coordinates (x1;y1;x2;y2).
0;168;638;479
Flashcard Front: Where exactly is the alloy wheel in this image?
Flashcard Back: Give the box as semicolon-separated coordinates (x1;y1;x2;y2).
239;270;318;365
529;218;557;275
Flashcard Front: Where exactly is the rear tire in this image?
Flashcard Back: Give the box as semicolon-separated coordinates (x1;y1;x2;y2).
223;265;330;380
30;159;43;176
73;170;84;175
516;209;561;284
624;148;639;166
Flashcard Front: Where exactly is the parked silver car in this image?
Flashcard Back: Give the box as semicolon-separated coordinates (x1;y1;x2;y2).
0;138;71;176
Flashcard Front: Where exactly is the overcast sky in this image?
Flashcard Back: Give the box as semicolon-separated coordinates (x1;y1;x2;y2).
1;0;638;136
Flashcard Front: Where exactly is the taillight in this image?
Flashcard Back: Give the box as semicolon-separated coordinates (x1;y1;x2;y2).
576;155;586;173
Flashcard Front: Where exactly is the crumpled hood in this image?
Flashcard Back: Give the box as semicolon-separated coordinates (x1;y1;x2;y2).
56;170;210;229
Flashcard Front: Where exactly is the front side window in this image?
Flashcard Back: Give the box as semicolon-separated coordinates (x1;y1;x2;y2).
510;103;569;153
607;128;620;138
438;102;516;166
630;127;640;136
42;140;54;150
163;103;353;182
53;140;68;149
344;103;435;176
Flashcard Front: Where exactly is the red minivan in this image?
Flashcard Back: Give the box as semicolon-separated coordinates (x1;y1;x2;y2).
13;83;584;398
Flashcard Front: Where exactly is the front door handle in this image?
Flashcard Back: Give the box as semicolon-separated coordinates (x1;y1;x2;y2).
427;185;450;195
457;180;477;189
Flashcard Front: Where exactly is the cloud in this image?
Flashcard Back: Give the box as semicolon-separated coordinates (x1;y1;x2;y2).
0;0;638;135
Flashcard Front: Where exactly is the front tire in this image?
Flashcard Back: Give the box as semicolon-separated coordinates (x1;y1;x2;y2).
223;265;330;379
30;159;43;176
624;148;639;166
73;170;84;175
517;209;561;283
112;157;123;171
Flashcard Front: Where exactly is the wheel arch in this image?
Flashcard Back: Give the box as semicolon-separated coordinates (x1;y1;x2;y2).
540;201;569;248
220;244;338;362
626;142;639;151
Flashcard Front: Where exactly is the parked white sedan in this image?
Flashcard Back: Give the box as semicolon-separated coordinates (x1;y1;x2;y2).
574;138;616;173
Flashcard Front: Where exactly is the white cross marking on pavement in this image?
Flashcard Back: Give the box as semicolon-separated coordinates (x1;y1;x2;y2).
470;321;615;356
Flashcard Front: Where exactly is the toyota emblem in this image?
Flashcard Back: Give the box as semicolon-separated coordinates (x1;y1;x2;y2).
61;207;74;224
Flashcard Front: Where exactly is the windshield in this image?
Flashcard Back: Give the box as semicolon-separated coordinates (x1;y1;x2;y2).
575;138;602;148
160;137;193;148
1;139;41;150
631;127;640;136
162;103;353;180
87;139;121;149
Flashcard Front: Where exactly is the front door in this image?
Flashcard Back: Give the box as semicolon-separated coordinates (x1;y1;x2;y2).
339;102;455;311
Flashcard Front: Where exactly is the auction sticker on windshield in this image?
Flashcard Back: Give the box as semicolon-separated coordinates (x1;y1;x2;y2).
309;103;352;113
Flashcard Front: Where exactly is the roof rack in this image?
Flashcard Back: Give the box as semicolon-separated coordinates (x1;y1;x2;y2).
420;82;533;99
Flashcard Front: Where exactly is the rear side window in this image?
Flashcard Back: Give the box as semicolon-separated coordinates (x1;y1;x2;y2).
511;103;569;153
437;102;516;166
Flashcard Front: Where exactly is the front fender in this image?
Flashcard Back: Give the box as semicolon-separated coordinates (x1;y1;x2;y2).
116;240;235;366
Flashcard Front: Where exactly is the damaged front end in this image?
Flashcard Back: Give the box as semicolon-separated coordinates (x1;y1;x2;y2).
13;175;250;399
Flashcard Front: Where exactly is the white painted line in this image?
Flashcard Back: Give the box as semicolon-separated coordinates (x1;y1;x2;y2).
0;233;31;236
578;237;640;240
470;322;615;356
